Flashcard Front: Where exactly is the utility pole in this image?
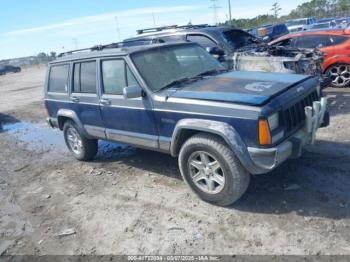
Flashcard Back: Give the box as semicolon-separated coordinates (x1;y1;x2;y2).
114;16;121;42
228;0;232;24
209;0;221;25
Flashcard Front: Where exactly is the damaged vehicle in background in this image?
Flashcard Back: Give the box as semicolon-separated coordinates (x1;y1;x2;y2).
286;17;317;32
246;23;289;42
270;28;350;87
123;24;328;88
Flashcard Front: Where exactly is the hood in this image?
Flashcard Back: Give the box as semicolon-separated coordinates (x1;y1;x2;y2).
168;71;310;106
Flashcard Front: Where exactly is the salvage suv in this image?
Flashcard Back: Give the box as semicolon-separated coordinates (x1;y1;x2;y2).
123;24;325;84
44;42;329;206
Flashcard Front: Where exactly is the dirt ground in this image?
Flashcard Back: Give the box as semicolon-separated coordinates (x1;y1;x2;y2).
0;66;349;256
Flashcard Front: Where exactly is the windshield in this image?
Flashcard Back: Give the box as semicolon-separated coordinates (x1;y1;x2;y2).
222;30;257;49
131;44;224;92
287;19;307;26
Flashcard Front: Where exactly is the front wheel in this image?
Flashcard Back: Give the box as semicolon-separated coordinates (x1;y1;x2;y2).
63;120;97;161
326;64;350;88
178;133;250;206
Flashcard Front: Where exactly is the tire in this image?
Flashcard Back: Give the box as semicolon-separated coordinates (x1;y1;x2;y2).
63;120;98;161
326;63;350;88
178;133;250;206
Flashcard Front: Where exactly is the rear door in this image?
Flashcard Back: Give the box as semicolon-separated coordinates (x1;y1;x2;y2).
70;60;106;138
98;57;158;149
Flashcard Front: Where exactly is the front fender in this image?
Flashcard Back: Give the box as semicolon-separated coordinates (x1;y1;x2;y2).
323;55;350;72
170;119;260;174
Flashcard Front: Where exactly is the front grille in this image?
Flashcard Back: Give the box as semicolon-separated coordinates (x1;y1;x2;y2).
282;90;319;133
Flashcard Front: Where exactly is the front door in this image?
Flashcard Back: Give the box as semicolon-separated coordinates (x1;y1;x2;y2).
98;57;158;149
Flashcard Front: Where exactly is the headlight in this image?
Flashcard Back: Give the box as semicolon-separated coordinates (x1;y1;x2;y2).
268;113;279;131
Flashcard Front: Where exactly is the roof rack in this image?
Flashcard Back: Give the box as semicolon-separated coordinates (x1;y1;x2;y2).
136;24;212;34
57;39;163;57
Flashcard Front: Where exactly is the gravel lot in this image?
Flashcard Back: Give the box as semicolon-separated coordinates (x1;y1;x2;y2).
0;66;349;255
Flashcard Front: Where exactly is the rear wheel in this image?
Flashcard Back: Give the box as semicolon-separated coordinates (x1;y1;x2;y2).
326;64;350;88
63;120;97;161
178;133;250;206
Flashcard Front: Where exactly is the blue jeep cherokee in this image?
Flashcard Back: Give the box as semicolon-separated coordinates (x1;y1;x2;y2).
44;42;329;206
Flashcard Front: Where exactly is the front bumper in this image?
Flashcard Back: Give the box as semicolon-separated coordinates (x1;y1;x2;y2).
247;97;328;174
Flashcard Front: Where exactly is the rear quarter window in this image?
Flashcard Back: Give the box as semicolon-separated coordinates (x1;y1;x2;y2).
330;35;348;46
73;61;97;93
48;64;69;93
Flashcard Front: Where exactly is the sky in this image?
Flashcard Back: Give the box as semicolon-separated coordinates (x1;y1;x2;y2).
0;0;307;60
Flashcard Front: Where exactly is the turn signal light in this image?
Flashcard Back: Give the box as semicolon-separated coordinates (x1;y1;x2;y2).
259;119;271;145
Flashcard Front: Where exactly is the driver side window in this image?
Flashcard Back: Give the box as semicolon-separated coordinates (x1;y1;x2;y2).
101;59;138;95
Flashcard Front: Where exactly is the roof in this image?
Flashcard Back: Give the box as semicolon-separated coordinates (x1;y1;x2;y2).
50;42;194;64
125;25;235;41
269;28;350;44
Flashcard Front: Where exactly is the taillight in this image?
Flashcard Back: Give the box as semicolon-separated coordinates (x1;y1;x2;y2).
258;119;271;145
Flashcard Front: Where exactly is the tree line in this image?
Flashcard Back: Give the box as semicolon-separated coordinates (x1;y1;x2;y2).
221;0;350;29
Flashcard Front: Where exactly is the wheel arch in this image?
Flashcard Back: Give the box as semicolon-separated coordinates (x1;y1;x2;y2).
56;109;92;138
170;119;257;174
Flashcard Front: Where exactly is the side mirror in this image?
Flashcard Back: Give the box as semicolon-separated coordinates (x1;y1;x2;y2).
123;85;143;99
206;46;225;56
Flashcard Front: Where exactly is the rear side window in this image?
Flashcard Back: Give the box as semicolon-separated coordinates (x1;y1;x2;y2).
295;35;347;49
48;64;69;93
101;59;138;95
73;61;96;93
186;35;217;48
330;35;348;46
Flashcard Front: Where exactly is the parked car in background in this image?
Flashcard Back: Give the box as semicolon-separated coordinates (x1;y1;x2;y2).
123;24;325;85
45;42;329;206
0;65;21;75
310;21;337;30
270;28;350;87
247;24;289;42
286;17;316;32
317;17;336;23
335;17;350;28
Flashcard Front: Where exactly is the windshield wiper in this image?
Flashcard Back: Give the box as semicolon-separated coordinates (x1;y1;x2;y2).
155;77;192;93
197;68;228;77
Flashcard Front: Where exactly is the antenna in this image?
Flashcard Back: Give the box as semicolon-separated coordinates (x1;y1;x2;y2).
115;16;121;42
152;12;156;27
209;0;221;25
72;38;78;49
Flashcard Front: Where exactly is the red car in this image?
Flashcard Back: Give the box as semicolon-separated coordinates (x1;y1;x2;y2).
270;28;350;87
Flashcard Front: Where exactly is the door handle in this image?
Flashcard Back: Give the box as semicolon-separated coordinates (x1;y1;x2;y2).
71;96;79;103
100;98;111;105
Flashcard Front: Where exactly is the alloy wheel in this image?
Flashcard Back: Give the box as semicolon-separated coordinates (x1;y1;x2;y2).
328;64;350;87
66;127;83;155
188;151;225;194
